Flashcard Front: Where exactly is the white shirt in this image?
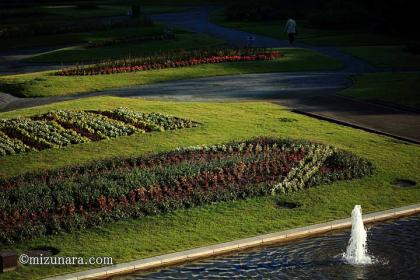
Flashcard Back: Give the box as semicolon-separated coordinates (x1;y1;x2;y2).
285;19;296;34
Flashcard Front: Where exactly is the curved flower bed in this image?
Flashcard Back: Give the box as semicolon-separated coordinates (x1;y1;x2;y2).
0;138;373;243
0;108;197;156
56;48;283;76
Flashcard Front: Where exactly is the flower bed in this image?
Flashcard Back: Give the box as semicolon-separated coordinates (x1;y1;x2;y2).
0;109;197;156
40;110;138;140
0;131;32;156
0;118;89;150
56;48;283;76
95;108;196;131
0;138;373;243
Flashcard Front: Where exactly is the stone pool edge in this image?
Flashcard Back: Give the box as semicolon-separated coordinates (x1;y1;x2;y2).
44;203;420;280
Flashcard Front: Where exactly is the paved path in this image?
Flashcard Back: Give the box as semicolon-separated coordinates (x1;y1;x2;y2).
152;8;377;74
0;46;70;75
0;8;419;143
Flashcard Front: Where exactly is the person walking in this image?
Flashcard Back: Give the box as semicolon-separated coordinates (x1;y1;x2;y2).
285;18;297;45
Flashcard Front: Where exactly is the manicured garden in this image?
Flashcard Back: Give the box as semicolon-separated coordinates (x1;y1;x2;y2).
0;48;341;97
1;2;419;280
0;137;373;243
0;97;419;280
56;48;281;75
0;108;196;156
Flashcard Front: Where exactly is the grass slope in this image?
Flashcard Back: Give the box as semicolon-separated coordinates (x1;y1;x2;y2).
0;25;187;52
25;33;224;63
0;97;418;280
0;48;342;98
341;46;420;69
342;73;420;110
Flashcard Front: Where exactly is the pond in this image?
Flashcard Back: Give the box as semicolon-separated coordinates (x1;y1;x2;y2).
112;214;420;280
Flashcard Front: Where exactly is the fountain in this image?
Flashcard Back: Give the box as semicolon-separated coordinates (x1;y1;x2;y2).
343;205;373;265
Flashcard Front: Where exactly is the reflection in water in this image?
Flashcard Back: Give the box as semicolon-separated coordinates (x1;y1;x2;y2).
112;214;420;280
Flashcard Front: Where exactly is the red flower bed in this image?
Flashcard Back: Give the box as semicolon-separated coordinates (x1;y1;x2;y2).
56;48;283;76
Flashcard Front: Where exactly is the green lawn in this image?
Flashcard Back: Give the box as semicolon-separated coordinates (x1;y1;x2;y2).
24;33;224;63
342;45;420;69
0;25;163;51
0;97;418;280
0;48;342;98
0;4;190;52
43;4;190;18
42;4;129;18
342;72;420;110
0;24;191;52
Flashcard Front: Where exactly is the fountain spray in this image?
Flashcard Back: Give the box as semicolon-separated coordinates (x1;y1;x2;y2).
343;205;372;265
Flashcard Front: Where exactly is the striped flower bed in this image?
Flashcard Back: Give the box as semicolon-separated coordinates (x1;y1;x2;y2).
56;48;283;76
0;138;373;243
0;108;197;156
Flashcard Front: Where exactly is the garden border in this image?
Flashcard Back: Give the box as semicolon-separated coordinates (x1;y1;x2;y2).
43;203;420;280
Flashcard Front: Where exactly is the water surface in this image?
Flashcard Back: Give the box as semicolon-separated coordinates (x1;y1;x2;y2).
112;214;420;280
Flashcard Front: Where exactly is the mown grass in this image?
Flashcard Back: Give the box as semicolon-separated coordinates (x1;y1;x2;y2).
0;24;188;52
0;48;342;97
0;3;191;52
24;33;224;63
342;72;420;110
341;45;420;69
0;97;418;280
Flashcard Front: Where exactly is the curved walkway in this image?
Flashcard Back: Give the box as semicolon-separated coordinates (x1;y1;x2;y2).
152;8;377;74
0;8;419;142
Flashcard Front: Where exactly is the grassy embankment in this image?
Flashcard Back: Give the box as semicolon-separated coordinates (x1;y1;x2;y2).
343;73;420;110
0;97;418;280
0;48;342;97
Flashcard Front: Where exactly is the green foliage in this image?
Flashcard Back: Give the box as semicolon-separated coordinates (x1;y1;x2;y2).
0;108;197;156
0;138;373;244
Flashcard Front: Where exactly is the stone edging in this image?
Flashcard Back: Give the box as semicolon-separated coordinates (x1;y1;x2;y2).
44;203;420;280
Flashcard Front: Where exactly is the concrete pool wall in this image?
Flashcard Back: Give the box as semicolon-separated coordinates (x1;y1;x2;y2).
44;203;420;280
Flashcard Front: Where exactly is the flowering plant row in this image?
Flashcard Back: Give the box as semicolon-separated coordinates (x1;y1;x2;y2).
0;138;373;243
56;48;283;76
0;118;88;150
0;131;32;156
0;109;197;157
96;108;197;131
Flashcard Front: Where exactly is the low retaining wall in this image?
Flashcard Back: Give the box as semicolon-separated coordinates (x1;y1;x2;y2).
44;203;420;280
